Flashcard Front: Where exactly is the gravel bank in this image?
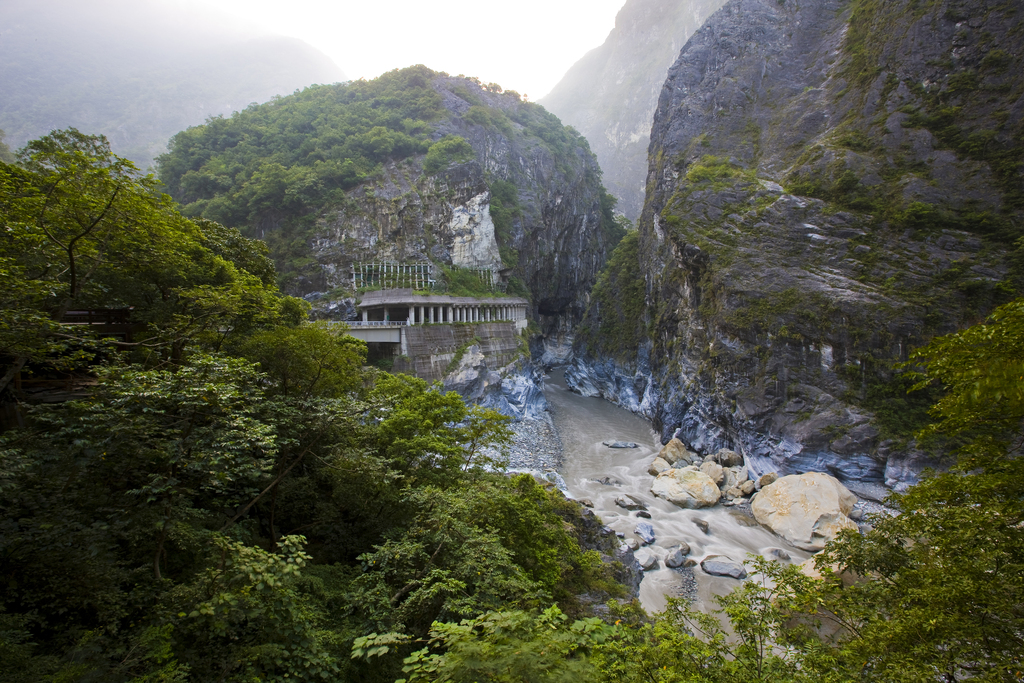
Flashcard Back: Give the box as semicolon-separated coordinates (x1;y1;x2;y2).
505;412;563;471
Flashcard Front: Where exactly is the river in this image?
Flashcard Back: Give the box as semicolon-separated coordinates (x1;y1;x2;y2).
542;369;812;613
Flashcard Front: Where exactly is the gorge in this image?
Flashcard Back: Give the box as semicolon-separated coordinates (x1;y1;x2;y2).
0;0;1021;679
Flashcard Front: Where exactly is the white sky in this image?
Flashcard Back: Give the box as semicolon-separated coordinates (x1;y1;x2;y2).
166;0;626;99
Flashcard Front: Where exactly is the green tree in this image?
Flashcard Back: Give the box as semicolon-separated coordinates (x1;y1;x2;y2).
422;136;475;174
354;605;613;683
808;297;1024;681
240;322;367;398
0;129;297;389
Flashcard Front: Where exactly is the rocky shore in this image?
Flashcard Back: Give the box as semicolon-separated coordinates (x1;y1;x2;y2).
504;412;563;471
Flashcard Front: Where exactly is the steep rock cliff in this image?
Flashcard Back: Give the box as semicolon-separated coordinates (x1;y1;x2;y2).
570;0;1023;495
540;0;729;219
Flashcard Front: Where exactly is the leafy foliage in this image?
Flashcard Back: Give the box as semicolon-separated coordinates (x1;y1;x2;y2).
422;136;475;174
0;130;622;681
578;231;646;357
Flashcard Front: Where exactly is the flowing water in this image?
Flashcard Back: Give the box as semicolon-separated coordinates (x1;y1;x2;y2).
543;369;812;613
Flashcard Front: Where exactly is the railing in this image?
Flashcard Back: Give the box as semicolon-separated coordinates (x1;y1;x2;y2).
332;320;408;327
61;308;134;325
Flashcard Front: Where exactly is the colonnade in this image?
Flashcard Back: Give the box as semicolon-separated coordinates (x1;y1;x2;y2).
357;299;528;328
406;303;526;325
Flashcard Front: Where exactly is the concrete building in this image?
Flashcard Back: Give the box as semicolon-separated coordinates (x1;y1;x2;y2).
342;289;530;380
354;290;528;331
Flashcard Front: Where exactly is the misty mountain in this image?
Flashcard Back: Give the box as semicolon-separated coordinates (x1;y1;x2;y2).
540;0;727;219
0;0;345;170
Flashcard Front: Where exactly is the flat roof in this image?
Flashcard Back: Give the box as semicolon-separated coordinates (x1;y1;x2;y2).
357;289;529;309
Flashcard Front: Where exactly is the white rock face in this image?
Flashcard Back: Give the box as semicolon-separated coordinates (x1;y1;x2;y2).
651;466;721;509
448;192;501;270
751;472;858;551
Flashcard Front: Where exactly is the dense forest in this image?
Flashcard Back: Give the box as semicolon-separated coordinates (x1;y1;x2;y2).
0;130;627;681
0;130;1021;682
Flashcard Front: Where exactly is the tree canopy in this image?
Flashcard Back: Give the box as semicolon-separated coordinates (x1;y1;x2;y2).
0;129;625;682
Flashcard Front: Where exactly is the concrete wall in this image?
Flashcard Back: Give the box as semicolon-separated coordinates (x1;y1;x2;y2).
392;322;521;382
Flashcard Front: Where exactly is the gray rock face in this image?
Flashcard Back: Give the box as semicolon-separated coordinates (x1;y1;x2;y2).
304;293;357;321
701;555;747;579
570;0;1021;494
540;0;729;219
445;355;548;422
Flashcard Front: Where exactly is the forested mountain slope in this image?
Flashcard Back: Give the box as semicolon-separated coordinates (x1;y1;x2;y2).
159;66;624;349
0;0;344;170
570;0;1024;494
540;0;729;219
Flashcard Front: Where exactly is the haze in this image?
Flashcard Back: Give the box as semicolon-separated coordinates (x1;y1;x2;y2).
157;0;624;99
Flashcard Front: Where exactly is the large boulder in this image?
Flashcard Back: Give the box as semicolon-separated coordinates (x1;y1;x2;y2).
700;555;747;579
651;467;721;508
713;448;745;467
699;461;725;485
635;547;658;570
635;522;656;545
664;543;691;568
751;472;859;551
658;438;697;466
721;465;748;492
648;457;672;476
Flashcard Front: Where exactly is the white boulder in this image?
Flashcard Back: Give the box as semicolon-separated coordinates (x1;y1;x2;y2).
699;461;725;485
659;438;698;466
751;472;859;551
647;457;672;476
651;467;721;509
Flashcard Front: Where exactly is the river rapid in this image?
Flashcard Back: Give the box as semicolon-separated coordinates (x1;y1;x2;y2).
542;369;813;614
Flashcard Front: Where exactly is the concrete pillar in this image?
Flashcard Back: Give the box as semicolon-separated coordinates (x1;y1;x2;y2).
362;309;368;323
384;306;390;322
448;306;454;323
429;306;434;324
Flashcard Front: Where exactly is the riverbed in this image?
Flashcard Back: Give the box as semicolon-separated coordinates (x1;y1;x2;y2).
541;368;814;614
